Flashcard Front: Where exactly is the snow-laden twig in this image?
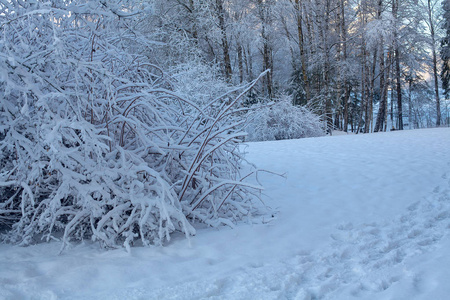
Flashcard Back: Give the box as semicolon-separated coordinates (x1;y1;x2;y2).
0;0;269;250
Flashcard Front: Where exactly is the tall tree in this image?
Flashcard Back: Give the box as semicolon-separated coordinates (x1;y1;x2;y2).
215;0;233;81
374;0;387;132
255;0;275;98
340;0;351;132
393;0;404;130
149;0;443;131
441;0;450;99
294;0;311;103
426;0;442;126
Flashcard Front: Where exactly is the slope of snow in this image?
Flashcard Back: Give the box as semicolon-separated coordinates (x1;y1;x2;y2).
1;128;450;300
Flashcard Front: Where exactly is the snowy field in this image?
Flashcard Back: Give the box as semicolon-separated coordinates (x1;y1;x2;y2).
1;127;450;300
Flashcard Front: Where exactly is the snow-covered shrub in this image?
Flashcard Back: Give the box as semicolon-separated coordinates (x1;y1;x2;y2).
0;1;265;251
246;96;326;142
169;62;232;106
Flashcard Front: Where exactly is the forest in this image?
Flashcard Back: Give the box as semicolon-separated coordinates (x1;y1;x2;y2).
146;0;450;132
1;0;449;250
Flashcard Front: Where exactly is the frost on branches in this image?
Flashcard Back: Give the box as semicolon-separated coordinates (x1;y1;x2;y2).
246;97;326;142
0;1;265;251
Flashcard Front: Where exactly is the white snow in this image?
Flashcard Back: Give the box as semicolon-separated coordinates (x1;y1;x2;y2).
1;127;450;300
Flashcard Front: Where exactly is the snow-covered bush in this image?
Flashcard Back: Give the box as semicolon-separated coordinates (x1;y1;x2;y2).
246;96;326;142
169;62;233;105
0;1;265;251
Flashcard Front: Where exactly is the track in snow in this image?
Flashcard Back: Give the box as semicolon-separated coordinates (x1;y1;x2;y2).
1;128;450;300
114;168;450;300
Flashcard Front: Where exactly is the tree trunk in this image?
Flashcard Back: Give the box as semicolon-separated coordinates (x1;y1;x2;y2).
188;0;198;43
343;85;351;132
365;46;377;133
390;79;394;128
247;44;253;80
375;46;388;132
393;0;403;130
341;0;350;132
357;0;367;134
257;0;273;99
408;78;413;129
294;0;310;103
237;42;244;83
262;24;273;98
357;51;366;134
428;0;441;126
216;0;232;82
323;0;332;130
374;0;386;132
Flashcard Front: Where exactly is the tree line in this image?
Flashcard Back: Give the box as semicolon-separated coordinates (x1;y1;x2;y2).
151;0;448;131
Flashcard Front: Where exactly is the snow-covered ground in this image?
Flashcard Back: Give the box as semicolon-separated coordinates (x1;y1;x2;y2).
1;128;450;300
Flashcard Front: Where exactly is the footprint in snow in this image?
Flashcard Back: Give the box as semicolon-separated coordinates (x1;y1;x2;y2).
288;178;450;299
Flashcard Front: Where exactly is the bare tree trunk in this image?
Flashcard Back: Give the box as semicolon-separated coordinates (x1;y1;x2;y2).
237;42;244;83
357;50;366;134
365;46;378;133
375;45;388;132
323;0;332;130
188;0;198;42
393;0;403;130
341;0;350;132
343;86;350;132
246;44;253;80
408;77;413;129
262;25;273;98
257;0;273;99
384;55;391;132
335;0;343;130
357;0;367;134
363;70;370;133
390;78;394;128
394;48;403;129
294;0;310;103
374;0;386;132
428;0;441;126
216;0;232;82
